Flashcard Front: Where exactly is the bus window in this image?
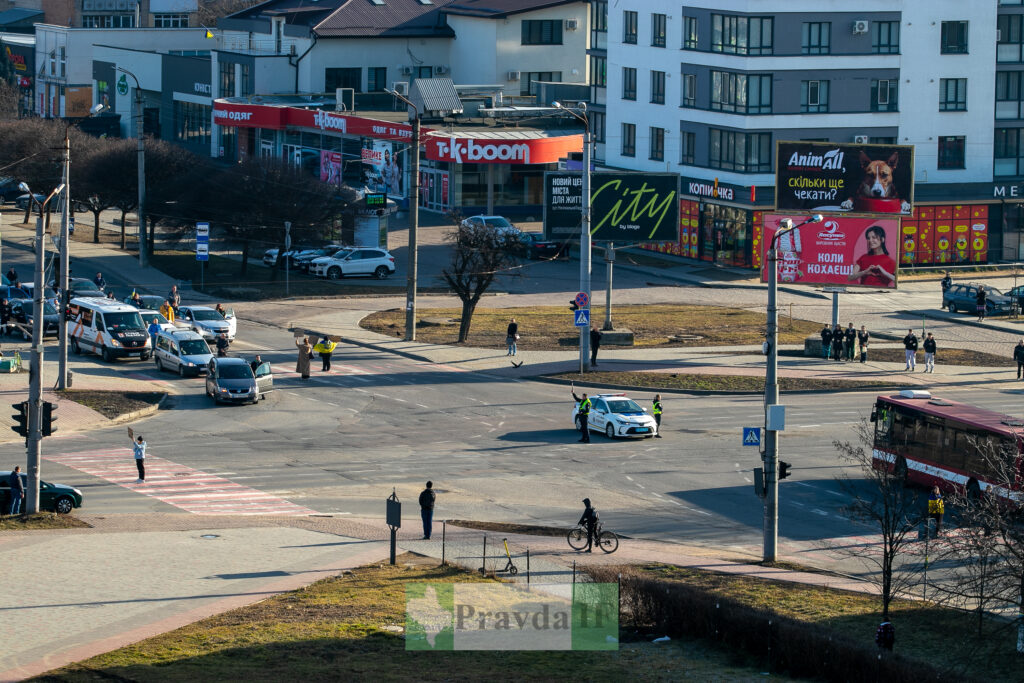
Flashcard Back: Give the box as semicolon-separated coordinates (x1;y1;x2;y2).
874;403;893;444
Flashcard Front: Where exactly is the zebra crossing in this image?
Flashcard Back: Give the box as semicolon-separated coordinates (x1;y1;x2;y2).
43;448;316;516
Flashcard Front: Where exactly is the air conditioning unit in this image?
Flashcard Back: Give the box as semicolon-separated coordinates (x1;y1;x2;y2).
434;65;449;75
564;18;579;31
508;70;520;81
400;66;412;75
853;135;870;144
392;81;409;96
852;19;869;35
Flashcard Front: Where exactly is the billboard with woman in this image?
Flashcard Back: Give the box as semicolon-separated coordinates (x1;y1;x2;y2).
760;214;899;289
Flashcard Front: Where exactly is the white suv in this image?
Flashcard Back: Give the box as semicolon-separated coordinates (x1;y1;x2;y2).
312;248;396;280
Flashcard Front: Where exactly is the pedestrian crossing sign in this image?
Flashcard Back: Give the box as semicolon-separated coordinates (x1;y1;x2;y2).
573;309;590;327
743;427;761;447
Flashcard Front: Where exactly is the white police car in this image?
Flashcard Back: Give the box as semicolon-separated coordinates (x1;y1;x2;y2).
572;393;658;439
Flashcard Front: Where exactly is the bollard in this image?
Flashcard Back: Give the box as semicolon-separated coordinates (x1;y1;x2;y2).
386;488;401;566
526;548;530;584
481;535;487;575
572;560;576;584
441;520;446;567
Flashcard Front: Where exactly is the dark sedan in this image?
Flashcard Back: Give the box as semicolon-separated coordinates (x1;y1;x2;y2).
9;298;60;338
523;233;566;260
942;283;1013;315
0;471;83;514
15;193;45;210
123;294;166;310
68;277;105;298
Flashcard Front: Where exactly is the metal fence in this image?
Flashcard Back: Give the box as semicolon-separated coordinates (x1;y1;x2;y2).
438;521;586;585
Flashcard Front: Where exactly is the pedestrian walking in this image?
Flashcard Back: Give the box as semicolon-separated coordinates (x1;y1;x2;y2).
875;620;895;651
652;394;663;438
571;383;591;443
296;336;312;380
941;271;952;297
0;298;10;336
820;324;833;360
7;465;24;515
578;498;599;552
147;317;161;350
976;286;987;322
590;327;602;367
858;325;870;363
419;481;435;540
313;336;337;371
831;324;844;361
215;333;230;357
928;485;945;534
128;428;146;483
93;272;106;291
844;323;857;361
505;318;519;356
1014;339;1024;379
903;329;918;371
923;333;937;373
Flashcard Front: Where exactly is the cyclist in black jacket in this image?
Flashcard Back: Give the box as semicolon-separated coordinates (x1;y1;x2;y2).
578;498;599;552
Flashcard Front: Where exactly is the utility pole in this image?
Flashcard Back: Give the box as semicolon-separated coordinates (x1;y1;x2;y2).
57;133;70;389
405;113;420;342
284;221;291;297
603;242;614;331
135;86;147;267
580;114;591;372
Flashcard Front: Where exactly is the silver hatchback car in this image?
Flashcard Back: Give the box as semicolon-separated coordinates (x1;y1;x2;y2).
154;329;213;377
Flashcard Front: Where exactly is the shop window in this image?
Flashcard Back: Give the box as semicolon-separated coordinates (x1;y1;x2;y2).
679;128;695;165
622;123;636;157
995;128;1024;176
938;136;965;169
623;11;637;44
939;78;967;111
367;67;387;92
173;100;211;146
801;80;829;113
325;67;360;92
941;21;968;54
711;15;773;55
998;14;1024;63
622;67;636;100
711;72;772;114
683;16;698;50
522;20;562;45
872;21;900;54
709;128;771;172
870;79;898;112
652;13;667;47
650;71;665;104
801;22;830;55
649;127;664;161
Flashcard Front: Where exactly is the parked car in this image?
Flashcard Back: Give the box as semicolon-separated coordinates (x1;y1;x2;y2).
0;470;83;514
572;392;658;439
291;247;337;272
0;176;24;204
68;277;104;298
137;309;178;333
461;215;518;232
1005;285;1024;311
15;193;45;210
123;294;167;311
522;233;565;259
312;248;395;280
942;283;1013;315
205;357;273;404
20;283;58;308
154;329;213;377
0;285;29;301
9;298;60;338
177;305;236;341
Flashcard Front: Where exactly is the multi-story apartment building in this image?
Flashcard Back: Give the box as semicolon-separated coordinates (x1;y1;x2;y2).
35;0;199;29
597;1;1024;267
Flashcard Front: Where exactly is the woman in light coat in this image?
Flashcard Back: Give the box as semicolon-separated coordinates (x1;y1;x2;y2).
296;336;312;380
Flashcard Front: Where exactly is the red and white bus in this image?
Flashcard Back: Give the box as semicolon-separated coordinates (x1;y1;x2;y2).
871;390;1024;501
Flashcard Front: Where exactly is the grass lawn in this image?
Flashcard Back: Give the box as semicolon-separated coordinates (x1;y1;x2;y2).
634;564;1021;682
41;553;786;682
549;371;894;393
56;389;165;419
362;304;821;350
0;512;90;531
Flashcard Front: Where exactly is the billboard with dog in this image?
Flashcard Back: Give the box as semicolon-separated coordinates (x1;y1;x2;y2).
775;141;914;217
760;214;899;289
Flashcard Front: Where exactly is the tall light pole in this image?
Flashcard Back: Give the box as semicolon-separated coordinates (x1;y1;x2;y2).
117;67;147;268
386;88;420;342
553;102;591;372
21;182;66;514
763;213;822;561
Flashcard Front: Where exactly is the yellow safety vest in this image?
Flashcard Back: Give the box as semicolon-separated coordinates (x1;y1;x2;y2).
928;497;944;515
653;400;662;415
578;398;591;415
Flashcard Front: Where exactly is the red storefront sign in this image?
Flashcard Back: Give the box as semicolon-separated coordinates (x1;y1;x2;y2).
425;134;582;165
211;101;417;142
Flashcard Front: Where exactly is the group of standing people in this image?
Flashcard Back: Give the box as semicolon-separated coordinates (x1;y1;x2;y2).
820;323;870;363
295;335;339;379
902;329;938;373
503;318;605;367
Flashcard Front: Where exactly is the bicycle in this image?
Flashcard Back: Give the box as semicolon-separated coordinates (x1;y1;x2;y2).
567;523;619;554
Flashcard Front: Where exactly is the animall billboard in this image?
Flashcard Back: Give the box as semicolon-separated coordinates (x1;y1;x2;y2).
775;141;914;217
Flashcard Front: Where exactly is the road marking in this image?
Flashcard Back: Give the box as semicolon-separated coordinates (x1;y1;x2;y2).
480;421;493;426
43;448;315;516
325;402;339;407
625;476;633;481
392;397;408;403
792;481;844;497
417;404;429;408
635;483;645;489
796;424;822;428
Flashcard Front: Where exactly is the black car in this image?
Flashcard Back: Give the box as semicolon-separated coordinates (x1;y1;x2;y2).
68;277;105;298
0;176;23;204
941;283;1013;315
523;233;565;259
0;285;28;301
15;193;45;211
0;471;83;514
9;298;60;338
293;247;339;272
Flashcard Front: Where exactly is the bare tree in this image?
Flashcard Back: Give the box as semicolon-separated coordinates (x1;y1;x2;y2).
142;137;211;255
195;0;262;27
441;218;525;343
833;422;925;620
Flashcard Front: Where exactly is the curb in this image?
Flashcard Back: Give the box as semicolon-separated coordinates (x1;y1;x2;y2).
109;392;169;425
287;324;435;364
530;374;906;396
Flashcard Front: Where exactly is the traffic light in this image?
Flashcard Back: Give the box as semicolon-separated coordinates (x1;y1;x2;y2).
569;300;579;312
10;401;27;437
779;461;792;480
42;401;57;437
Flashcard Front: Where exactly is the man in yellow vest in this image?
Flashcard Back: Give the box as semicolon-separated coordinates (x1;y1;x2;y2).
927;486;945;535
313;336;338;372
652;394;663;438
571;383;591;443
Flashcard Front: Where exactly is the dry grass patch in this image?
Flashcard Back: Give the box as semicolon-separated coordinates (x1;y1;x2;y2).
549;371;893;393
0;512;90;530
56;390;164;419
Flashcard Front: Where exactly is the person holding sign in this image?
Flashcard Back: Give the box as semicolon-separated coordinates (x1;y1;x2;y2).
848;225;896;287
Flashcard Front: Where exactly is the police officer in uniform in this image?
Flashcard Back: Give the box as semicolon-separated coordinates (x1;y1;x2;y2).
652;394;663;438
571;383;591;443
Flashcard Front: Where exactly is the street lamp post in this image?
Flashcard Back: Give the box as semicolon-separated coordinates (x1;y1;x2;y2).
386;88;420;342
763;214;821;562
553;102;591;373
117;67;147;268
21;182;66;514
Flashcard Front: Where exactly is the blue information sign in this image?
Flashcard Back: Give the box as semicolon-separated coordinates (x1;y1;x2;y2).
573;309;590;327
743;427;761;447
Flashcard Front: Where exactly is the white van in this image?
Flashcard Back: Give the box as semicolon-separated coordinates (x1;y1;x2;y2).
67;297;152;362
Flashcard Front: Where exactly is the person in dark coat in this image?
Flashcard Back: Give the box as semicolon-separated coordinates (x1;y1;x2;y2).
858;325;870;363
1014;339;1024;380
831;324;844;361
590;326;602;367
505;318;519;356
0;298;10;336
903;329;918;371
250;354;263;374
93;272;106;290
7;465;24;515
977;287;987;322
578;498;599;552
418;481;435;540
820;324;833;360
215;333;229;357
5;267;17;284
844;323;857;361
923;333;937;373
941;272;952;296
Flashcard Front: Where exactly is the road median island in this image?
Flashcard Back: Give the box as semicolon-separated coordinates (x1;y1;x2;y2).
544;372;896;394
0;512;91;531
40;553;775;681
56;389;166;420
361;304;822;350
